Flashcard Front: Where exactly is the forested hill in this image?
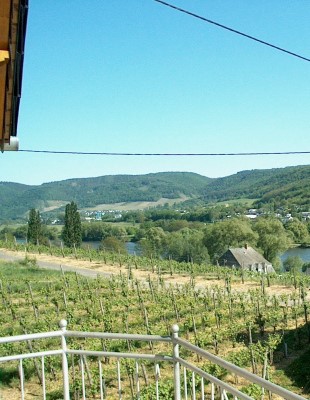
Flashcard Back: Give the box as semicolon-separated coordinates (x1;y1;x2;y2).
0;172;211;220
201;165;310;205
40;172;211;205
1;166;309;221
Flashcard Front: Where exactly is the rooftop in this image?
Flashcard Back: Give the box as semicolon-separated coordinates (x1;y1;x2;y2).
0;0;28;151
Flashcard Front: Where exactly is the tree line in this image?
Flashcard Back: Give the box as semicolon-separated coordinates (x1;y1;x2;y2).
1;201;310;272
18;202;82;248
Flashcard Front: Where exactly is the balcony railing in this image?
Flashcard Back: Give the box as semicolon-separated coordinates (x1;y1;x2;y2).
0;320;307;400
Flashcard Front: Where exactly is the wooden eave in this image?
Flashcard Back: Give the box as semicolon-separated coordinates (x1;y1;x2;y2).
0;0;28;148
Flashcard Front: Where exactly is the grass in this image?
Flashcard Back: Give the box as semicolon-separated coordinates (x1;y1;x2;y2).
0;257;58;278
208;198;258;207
82;196;190;212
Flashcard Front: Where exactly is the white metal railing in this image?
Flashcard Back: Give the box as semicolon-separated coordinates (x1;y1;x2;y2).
0;320;307;400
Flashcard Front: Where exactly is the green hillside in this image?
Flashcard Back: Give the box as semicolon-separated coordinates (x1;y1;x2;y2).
38;172;211;205
0;166;309;222
202;165;310;205
0;172;211;221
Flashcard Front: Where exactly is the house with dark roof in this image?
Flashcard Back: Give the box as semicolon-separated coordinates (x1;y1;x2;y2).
218;244;274;273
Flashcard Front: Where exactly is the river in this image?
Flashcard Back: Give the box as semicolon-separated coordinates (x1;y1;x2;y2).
87;241;310;263
280;247;310;263
83;241;141;255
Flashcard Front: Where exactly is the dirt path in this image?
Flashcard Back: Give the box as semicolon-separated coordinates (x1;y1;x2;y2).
0;248;209;289
0;248;303;300
0;249;114;279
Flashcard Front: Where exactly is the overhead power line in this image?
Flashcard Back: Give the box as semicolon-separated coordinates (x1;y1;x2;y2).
19;150;310;156
153;0;310;62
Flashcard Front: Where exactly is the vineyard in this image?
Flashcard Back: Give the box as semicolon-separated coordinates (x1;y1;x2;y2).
0;241;309;399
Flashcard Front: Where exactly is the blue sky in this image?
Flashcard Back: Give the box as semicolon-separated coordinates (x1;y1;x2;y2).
2;0;310;185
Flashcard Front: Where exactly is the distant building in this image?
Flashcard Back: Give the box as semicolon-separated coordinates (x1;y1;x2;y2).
301;212;310;221
248;209;257;214
245;209;259;219
95;211;104;220
245;214;257;219
218;244;274;273
283;213;293;223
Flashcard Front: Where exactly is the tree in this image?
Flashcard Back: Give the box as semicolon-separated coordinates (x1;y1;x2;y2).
253;218;292;262
302;261;310;273
81;222;126;242
0;226;14;242
285;219;310;246
100;236;127;254
165;228;209;264
138;227;166;258
27;209;42;244
157;219;189;232
62;202;82;248
203;218;258;262
283;256;304;273
12;225;27;239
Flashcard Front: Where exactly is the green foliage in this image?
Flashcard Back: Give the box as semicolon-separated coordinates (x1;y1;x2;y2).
100;236;126;254
13;224;28;239
241;383;263;399
1;166;310;222
41;225;59;241
0;182;35;221
143;209;187;223
139;227;167;258
137;226;210;264
285;348;310;393
202;362;228;380
0;226;15;242
0;366;20;388
162;219;192;231
136;379;174;399
283;256;304;273
0;254;309;397
302;262;310;273
253;218;292;262
285;219;310;246
0;172;211;221
1;223;59;244
27;209;42;244
204;165;310;206
62;202;82;248
81;222;126;241
203;218;258;261
165;228;210;264
46;389;69;400
228;349;251;368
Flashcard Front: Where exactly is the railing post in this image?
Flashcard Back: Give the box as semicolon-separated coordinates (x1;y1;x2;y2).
172;324;181;400
60;319;70;400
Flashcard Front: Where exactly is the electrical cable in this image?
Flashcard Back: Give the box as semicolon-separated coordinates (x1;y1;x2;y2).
153;0;310;62
18;150;310;156
15;4;310;159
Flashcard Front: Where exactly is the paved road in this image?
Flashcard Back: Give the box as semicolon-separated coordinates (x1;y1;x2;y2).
0;250;112;279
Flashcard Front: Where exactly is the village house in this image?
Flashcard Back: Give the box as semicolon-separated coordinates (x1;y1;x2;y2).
218;244;274;273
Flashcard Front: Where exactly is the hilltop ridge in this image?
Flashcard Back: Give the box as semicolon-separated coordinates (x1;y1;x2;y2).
1;165;309;221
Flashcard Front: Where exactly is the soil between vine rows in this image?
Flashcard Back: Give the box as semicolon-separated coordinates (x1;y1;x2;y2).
0;248;309;399
0;248;305;299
